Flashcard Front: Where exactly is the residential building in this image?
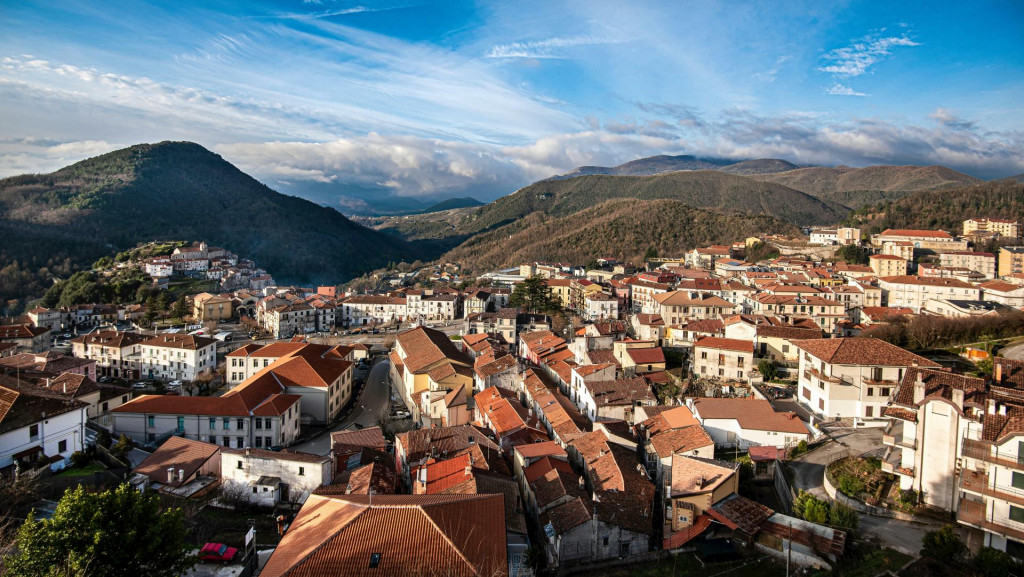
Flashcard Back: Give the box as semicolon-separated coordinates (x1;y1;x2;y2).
393;424;508;490
869;254;909;277
877;275;981;312
389;326;473;425
794;338;939;421
999;247;1024;278
939;251;997;279
0;375;87;472
583;292;619;320
192;292;234;322
872;229;969;252
636;406;714;486
129;436;221;498
132;333;217;382
0;325;51;353
981;280;1024;308
339;294;407;327
70;330;148;379
922;299;1014;319
663;455;739;549
653;291;736;325
693;337;754;381
575;376;656;423
27;307;64;332
964;218;1021;239
687;398;809;449
221;448;332;506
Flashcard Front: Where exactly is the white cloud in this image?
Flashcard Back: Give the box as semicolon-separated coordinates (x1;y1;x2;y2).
485;34;620;59
820;33;920;77
825;83;867;96
755;55;791;83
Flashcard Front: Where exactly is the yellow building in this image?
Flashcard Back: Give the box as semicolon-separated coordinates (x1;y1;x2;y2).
192;292;234;322
869;254;909;277
998;246;1024;278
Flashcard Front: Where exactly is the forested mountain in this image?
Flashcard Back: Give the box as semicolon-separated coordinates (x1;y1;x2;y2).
0;142;421;296
442;198;800;272
847;179;1024;234
551;155;734;179
753;165;982;209
457;170;845;236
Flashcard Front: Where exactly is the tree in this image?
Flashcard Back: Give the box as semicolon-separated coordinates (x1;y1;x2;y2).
758;359;778;381
975;357;993;377
793;491;829;524
170;297;189;320
643;246;658;261
972;547;1023;577
921;524;967;565
5;484;194;577
828;502;858;534
509;276;561;315
110;433;132;458
834;244;870;265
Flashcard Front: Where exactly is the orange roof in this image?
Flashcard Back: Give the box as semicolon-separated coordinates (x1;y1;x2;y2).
694;337;754;353
260;494;507;577
691;398;809;434
133;436;220;488
880;229;954;239
793;338;940;367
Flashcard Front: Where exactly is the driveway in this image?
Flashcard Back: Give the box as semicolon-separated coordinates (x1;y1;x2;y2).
788;427;884;497
290;358;393;456
1003;341;1024;361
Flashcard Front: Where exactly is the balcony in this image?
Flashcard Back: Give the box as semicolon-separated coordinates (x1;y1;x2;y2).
881;422;917;450
881;448;915;477
960;469;1024;507
958;498;1024;542
962;439;1024;471
806;367;840;384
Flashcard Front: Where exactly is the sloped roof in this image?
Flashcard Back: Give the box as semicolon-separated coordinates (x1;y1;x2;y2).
691;398;809;434
792;338;939;367
396;326;470;374
260;493;507;577
669;455;739;498
133;436;220;488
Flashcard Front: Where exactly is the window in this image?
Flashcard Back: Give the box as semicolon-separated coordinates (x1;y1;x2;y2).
252;487;258;494
700;351;707;360
867;388;874;397
782;344;790;353
223;437;231;447
738;371;744;379
255;419;263;429
881;387;891;397
29;424;39;440
265;418;272;428
299;467;305;476
58;439;67;453
865;406;873;417
223;418;231;430
737;357;744;367
1011;505;1024;524
718;354;725;364
619;543;630;557
1013;472;1024;490
209;418;216;430
255;437;263;447
602;536;609;546
871;367;883;382
265;436;272;447
237;460;243;470
237;419;244;430
369;553;382;569
147;416;155;428
818;398;825;410
177;417;185;432
236;437;243;448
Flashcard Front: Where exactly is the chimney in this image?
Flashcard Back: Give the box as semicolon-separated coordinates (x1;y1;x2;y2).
167;467;175;483
913;377;926;405
178;468;184;483
578;476;585;490
995;361;1004;384
989;399;997;415
418;466;428;492
951;388;965;409
1000;404;1008;417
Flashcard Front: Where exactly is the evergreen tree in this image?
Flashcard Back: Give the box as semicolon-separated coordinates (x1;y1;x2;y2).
509;276;561;315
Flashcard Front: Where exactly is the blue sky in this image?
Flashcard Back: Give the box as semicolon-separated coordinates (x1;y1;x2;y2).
1;0;1022;209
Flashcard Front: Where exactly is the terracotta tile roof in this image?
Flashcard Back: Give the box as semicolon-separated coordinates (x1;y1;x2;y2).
859;307;914;321
524;455;574;484
396;326;470;374
0;325;49;339
0;377;89;435
411;453;478;493
792;338;939;367
322;461;398;496
756;325;823;340
995;358;1024;389
260;493;507;577
669;455;739;497
877;275;977;289
427;360;473;383
40;372;98;398
636;314;665;326
640;406;699;437
691;398;809;434
573;363;616;377
514;440;567;460
708;494;774;536
591;321;628;336
680;319;725;334
585;377;655;407
627;347;665;365
439;468;528;534
331;426;387;453
69;330;148;348
223;447;329;464
880;229;953;239
133;436;220;488
474;354;518;379
474;387;532;437
694;337;754;354
396;424;508;475
585;349;619;366
225;343;262;357
140;333;217;350
648;424;714;458
541;497;592;535
982;281;1024;293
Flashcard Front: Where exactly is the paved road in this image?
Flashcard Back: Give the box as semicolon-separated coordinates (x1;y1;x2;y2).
859;514;940;556
291;358;394;456
789;427;885;497
1003;341;1024;361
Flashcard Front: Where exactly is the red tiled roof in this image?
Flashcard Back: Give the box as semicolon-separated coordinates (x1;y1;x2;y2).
260;494;507;577
880;229;953;239
691;398;808;434
694;337;753;353
793;338;939;367
133;436;220;488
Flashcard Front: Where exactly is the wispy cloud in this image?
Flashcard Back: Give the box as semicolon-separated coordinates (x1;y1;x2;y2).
820;32;920;77
484;34;619;59
755;55;791;82
825;83;867;96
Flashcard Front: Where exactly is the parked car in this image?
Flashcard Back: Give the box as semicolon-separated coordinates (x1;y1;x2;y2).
131;382;148;390
61;333;73;339
391;409;411;420
199;543;238;564
97;376;112;383
167;380;182;388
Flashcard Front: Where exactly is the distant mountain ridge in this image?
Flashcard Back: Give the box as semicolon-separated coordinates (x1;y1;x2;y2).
0;141;421;285
550;155;799;180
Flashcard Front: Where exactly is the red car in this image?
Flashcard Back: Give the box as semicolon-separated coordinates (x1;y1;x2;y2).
199;543;238;564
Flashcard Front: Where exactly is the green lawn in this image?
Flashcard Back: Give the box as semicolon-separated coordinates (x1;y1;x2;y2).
55;462;106;477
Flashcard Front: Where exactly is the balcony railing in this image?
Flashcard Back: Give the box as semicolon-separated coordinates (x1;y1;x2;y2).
958;498;1024;542
960;470;1024;507
881;449;915;477
962;439;1024;471
806;368;840;384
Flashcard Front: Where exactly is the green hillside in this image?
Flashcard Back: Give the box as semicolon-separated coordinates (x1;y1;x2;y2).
458;170;845;236
443;198;801;273
0;142;421;295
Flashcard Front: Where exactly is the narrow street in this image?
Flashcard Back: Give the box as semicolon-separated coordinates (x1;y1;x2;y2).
291;358;394;455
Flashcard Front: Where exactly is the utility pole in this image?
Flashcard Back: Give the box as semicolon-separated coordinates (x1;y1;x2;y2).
786;521;792;577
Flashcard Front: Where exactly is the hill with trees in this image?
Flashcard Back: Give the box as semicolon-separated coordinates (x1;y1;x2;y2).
441;198;800;273
0;142;422;302
846;179;1024;235
753;165;982;209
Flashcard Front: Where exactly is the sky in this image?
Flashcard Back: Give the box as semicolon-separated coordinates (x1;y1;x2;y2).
1;0;1022;210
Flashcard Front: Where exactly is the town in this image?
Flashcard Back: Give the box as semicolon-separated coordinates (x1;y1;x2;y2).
3;218;1024;577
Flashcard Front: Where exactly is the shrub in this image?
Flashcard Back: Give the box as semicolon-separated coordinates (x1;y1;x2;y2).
837;474;867;497
794;491;830;524
972;546;1022;577
829;502;858;534
921;524;967;565
758;359;778;381
111;433;133;458
95;429;112;449
70;451;91;468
